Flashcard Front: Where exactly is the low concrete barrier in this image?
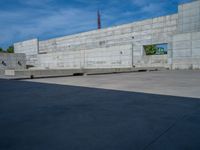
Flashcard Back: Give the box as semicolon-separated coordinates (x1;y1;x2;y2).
2;67;166;79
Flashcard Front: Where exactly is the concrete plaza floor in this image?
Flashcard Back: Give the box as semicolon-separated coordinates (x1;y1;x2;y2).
1;70;200;150
26;70;200;98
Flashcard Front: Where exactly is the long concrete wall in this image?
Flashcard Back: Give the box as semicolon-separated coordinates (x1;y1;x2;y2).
40;14;177;69
14;0;200;70
14;14;177;69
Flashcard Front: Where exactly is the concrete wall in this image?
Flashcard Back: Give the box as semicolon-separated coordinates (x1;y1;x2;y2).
14;39;38;66
39;14;176;69
172;31;200;69
14;1;200;70
14;14;177;69
36;44;132;69
0;53;26;70
178;0;200;33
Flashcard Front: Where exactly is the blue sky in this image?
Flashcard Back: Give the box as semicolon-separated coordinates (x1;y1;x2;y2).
0;0;191;48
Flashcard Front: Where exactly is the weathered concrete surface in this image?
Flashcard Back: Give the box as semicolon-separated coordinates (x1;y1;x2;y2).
1;67;164;79
14;1;200;70
0;53;26;70
14;39;38;66
0;70;4;75
172;31;200;69
0;79;200;150
25;70;200;98
178;0;200;33
14;13;177;69
4;69;82;78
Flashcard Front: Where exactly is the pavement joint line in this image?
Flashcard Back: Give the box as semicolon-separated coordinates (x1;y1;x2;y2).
142;107;200;150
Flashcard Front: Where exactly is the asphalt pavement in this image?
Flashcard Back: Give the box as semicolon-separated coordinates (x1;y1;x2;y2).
0;79;200;150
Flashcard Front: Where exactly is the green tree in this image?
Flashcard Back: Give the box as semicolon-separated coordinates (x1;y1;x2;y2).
7;45;14;53
144;45;157;55
0;47;3;52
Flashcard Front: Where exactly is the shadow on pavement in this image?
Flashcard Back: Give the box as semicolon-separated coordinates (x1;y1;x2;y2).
0;79;200;150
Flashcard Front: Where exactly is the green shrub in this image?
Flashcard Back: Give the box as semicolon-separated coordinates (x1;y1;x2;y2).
144;45;157;55
7;45;14;53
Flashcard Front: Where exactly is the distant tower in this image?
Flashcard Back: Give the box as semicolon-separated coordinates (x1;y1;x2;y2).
97;10;101;29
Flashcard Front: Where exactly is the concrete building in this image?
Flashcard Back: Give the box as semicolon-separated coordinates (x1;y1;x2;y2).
14;0;200;70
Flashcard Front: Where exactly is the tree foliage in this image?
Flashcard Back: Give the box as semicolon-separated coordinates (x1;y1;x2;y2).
144;45;157;55
7;45;14;53
0;47;3;52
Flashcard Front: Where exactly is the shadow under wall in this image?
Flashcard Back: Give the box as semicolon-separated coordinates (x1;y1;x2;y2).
0;79;200;150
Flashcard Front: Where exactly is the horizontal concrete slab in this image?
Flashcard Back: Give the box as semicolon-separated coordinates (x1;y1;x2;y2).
1;67;166;79
24;70;200;99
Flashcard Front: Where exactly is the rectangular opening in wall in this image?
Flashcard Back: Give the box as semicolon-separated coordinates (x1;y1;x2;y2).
144;44;168;55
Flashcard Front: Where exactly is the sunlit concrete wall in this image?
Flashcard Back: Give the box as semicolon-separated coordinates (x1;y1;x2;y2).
178;0;200;33
37;14;177;69
14;1;200;70
0;53;26;70
172;32;200;69
172;0;200;69
14;39;38;66
14;13;177;69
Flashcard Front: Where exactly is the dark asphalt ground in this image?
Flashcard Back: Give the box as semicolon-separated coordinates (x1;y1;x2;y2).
0;79;200;150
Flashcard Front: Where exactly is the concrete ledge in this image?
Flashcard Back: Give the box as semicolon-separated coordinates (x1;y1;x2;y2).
0;67;167;80
84;67;164;75
13;69;82;79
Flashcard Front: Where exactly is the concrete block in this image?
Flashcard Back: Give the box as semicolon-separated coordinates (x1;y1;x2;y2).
5;70;15;76
173;49;191;57
173;41;191;49
192;48;200;56
173;33;191;41
192;32;200;40
192;40;200;48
